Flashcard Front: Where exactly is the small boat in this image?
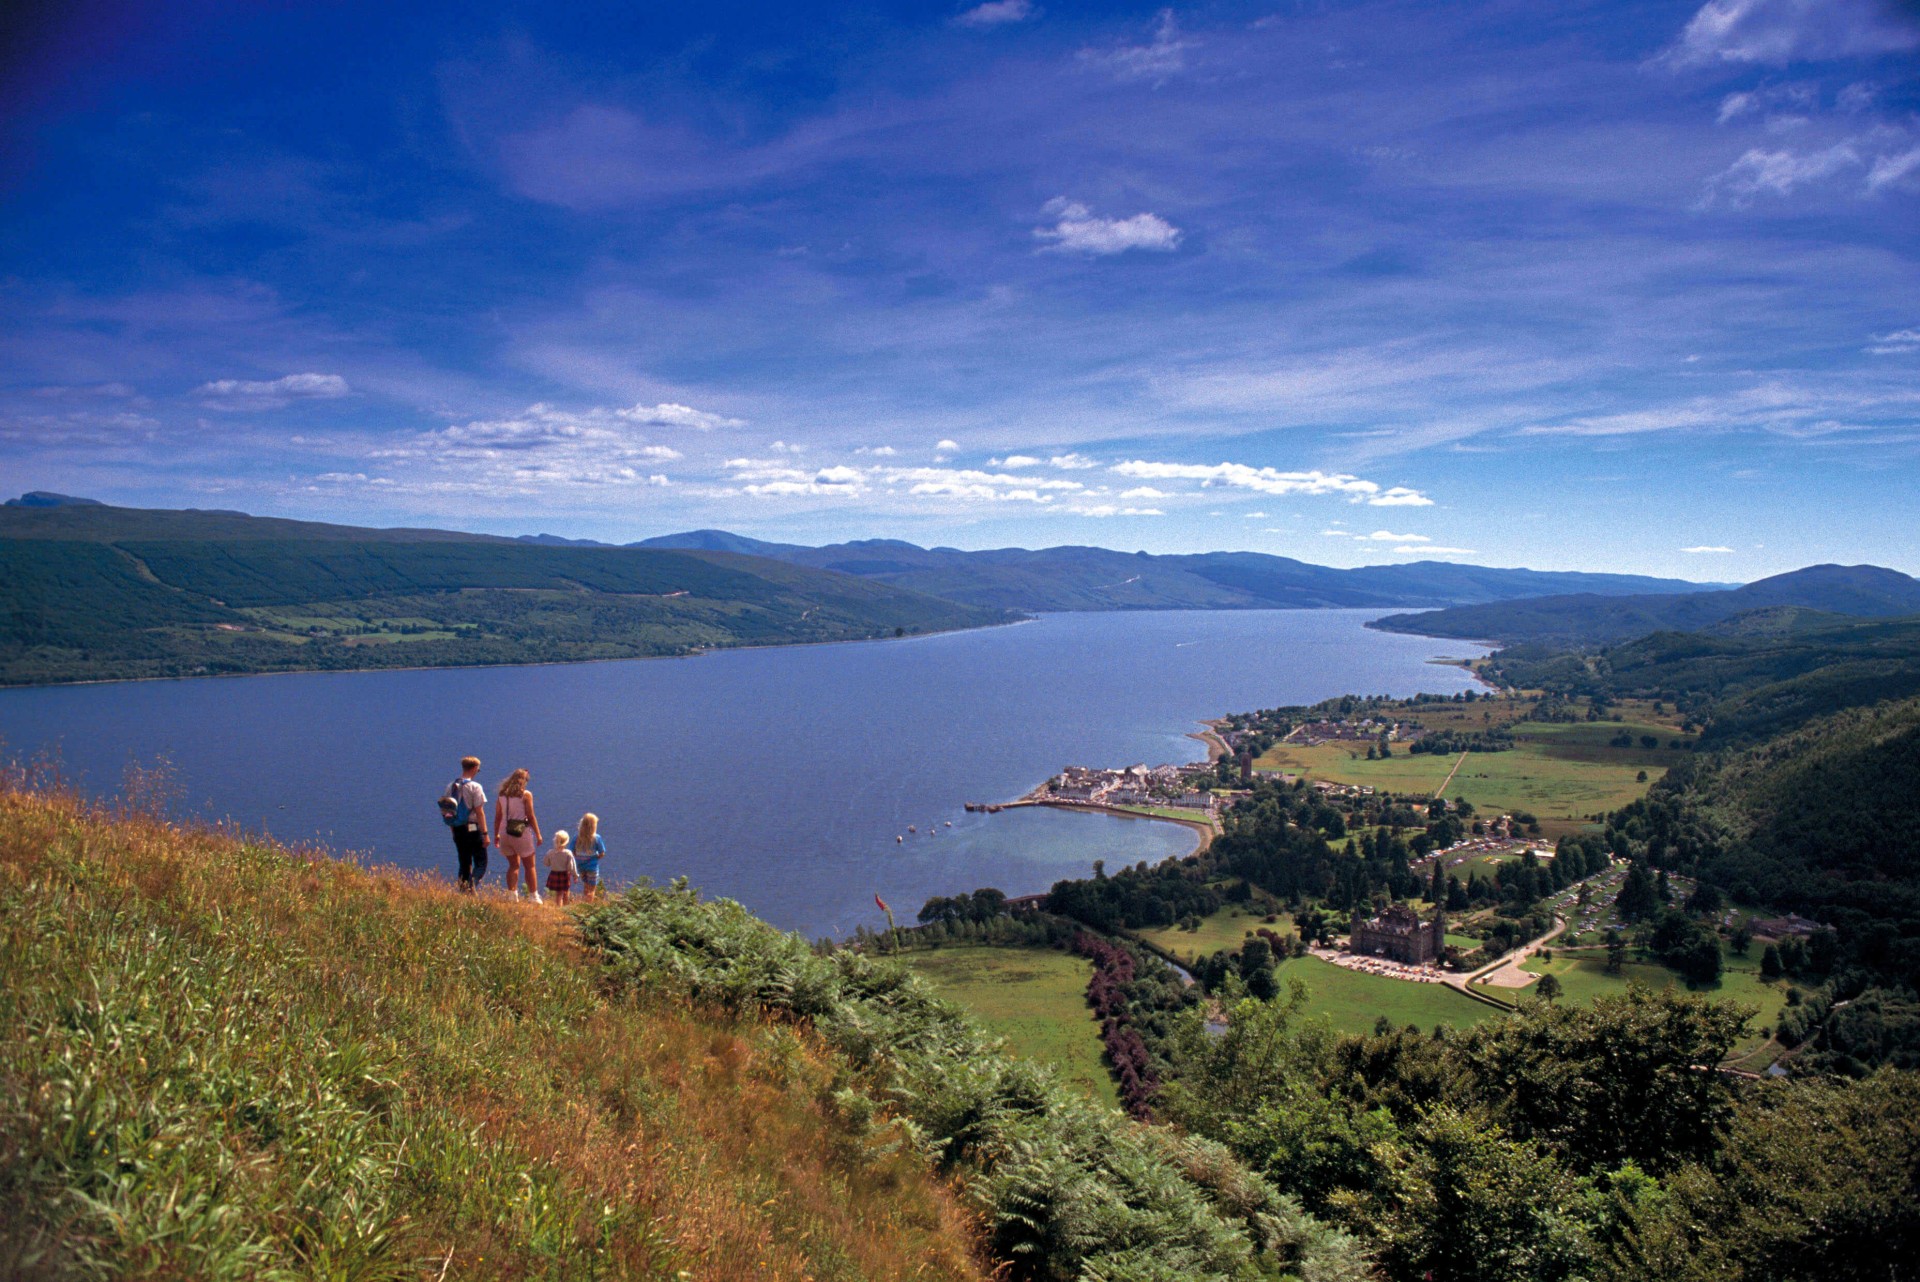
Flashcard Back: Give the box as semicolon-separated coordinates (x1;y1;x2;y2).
944;821;952;827
896;835;903;843
908;825;916;833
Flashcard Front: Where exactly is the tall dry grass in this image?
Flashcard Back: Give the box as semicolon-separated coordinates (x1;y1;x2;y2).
0;782;986;1281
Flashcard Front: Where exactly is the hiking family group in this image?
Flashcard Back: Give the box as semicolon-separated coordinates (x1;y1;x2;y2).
439;756;608;906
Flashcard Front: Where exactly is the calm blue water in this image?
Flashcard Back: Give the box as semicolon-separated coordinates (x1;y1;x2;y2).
0;610;1485;935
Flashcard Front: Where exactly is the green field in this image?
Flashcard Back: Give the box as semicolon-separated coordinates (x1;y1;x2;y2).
1499;944;1779;1057
1272;956;1502;1035
1135;905;1289;964
900;945;1118;1106
1254;702;1691;821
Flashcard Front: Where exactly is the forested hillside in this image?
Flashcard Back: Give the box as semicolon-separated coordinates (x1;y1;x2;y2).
1373;564;1920;647
639;529;1715;612
0;505;1010;685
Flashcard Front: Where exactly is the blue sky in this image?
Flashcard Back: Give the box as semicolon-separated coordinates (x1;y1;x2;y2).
2;0;1916;578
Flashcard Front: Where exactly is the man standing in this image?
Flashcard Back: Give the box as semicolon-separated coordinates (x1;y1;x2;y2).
445;755;489;891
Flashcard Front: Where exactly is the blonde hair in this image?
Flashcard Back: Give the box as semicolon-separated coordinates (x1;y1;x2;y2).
576;813;598;851
498;768;529;798
552;830;570;849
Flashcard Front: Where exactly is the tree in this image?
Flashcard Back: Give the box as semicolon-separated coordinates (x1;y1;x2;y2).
1606;930;1628;974
1536;972;1563;1002
1617;861;1660;922
1761;943;1784;979
1453;986;1749;1174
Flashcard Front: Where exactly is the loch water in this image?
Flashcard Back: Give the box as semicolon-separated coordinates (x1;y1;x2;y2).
0;610;1487;936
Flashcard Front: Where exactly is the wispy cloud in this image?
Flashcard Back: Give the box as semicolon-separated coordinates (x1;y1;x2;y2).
1699;141;1862;205
1078;8;1193;82
1660;0;1920;69
1682;545;1736;553
1868;327;1920;354
1034;199;1181;256
954;0;1035;29
196;373;349;410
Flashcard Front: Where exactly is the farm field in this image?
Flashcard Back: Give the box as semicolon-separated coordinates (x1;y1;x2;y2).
899;945;1118;1107
1254;697;1694;823
1135;905;1291;965
1272;955;1502;1035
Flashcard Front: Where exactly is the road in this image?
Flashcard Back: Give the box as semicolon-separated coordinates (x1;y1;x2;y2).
1444;914;1568;1002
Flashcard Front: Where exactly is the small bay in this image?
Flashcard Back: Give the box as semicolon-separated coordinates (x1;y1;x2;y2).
0;609;1485;935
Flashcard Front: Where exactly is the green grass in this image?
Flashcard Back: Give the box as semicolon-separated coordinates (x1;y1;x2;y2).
1253;697;1694;819
1503;944;1779;1057
0;787;985;1282
1135;907;1291;965
899;945;1119;1107
1271;956;1503;1036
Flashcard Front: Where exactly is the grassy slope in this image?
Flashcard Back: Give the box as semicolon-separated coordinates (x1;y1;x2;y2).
0;787;984;1282
897;946;1120;1107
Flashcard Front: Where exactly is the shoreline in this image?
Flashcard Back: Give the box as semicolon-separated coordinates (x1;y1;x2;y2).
1009;797;1213;856
0;615;1035;694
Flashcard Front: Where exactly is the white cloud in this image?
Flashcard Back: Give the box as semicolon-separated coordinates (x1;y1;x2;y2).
855;445;898;456
1716;82;1817;123
617;401;744;430
1050;453;1100;469
954;0;1035;28
1868;326;1920;354
935;439;960;452
1662;0;1920;68
1073;504;1164;517
1118;486;1166;500
1368;488;1435;507
1682;544;1736;553
1867;146;1920;192
1035;199;1182;256
1078;8;1193;82
1359;530;1431;543
1242;511;1268;519
1111;459;1433;506
768;439;803;453
1700;142;1861;205
991;454;1043;468
196;372;349;409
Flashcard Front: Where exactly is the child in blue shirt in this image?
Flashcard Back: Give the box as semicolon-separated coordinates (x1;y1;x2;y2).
574;812;608;900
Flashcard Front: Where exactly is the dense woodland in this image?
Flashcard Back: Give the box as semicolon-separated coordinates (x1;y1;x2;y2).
0;521;1007;685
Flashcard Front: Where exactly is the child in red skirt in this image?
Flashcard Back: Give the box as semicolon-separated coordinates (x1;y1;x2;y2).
545;830;579;906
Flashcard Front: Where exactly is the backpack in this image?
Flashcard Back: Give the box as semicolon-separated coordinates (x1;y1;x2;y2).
439;779;472;828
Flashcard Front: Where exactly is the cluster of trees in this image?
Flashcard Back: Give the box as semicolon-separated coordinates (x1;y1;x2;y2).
1406;728;1515;755
1042;856;1225;931
1069;932;1190;1117
1190;928;1303;999
1160;982;1920;1282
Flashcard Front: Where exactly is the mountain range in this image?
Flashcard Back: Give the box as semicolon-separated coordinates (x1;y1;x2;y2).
1371;565;1920;648
626;529;1716;612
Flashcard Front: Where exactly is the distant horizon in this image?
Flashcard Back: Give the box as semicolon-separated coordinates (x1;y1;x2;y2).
8;487;1822;586
3;1;1915;581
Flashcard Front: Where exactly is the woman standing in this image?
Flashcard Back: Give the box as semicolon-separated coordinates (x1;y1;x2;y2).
493;768;543;902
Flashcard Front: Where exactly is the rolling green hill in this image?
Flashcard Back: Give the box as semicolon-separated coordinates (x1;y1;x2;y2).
0;505;1012;686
